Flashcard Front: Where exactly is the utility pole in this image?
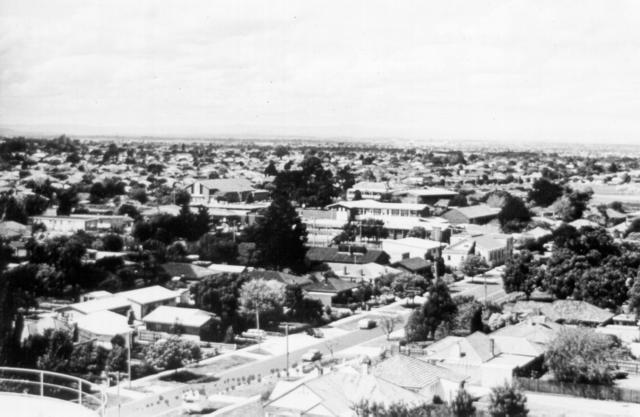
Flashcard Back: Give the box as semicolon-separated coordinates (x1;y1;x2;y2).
127;332;132;388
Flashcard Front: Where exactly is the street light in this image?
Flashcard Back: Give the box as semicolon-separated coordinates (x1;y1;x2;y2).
279;322;295;378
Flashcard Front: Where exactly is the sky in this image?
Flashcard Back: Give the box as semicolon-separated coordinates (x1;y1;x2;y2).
1;0;640;144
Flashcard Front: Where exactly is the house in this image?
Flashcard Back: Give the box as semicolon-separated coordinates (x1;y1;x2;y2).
56;295;132;323
442;205;501;225
381;237;444;263
161;262;218;283
185;178;267;204
247;269;314;287
327;200;429;223
304;277;360;306
265;367;429;417
306;246;390;266
30;214;133;234
346;181;402;201
490;316;563;357
117;285;179;319
207;263;252;275
392;188;458;205
0;220;30;239
423;331;536;387
142;306;217;340
371;354;467;401
442;234;513;269
508;300;615;327
326;262;402;283
76;310;133;346
393;257;432;275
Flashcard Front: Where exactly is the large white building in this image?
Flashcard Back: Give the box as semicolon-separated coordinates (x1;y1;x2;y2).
381;237;445;263
30;214;133;234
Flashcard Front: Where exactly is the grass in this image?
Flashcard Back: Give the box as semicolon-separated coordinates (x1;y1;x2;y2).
192;355;256;375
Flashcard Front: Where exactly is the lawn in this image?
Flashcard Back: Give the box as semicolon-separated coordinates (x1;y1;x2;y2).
192;355;256;375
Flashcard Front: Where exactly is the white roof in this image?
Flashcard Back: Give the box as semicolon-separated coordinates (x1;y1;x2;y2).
328;199;427;211
117;285;178;305
76;310;132;336
207;264;251;274
382;237;444;250
61;296;131;315
143;306;214;328
401;188;458;197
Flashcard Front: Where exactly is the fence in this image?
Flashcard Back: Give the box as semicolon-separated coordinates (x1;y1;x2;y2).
515;377;640;404
609;360;640;375
0;366;107;416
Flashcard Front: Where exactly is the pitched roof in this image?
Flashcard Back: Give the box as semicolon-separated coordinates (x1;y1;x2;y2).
60;295;131;315
117;285;177;305
247;269;313;286
426;331;499;363
142;306;214;328
446;204;501;220
304;277;359;294
306;246;389;264
542;300;614;325
372;354;466;390
161;262;217;281
394;257;431;272
193;178;254;193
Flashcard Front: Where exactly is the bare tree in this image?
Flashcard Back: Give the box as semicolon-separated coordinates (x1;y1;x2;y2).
379;315;401;340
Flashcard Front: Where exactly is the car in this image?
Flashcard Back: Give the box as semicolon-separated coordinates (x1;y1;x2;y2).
358;319;377;329
301;349;322;362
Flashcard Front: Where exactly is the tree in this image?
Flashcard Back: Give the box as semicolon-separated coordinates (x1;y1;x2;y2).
56;187;79;215
451;384;476;417
118;204;141;221
247;189;308;272
545;327;628;385
144;336;201;371
488;382;528;417
238;279;285;330
498;196;531;233
283;284;323;324
502;251;537;299
528;178;562;207
129;187;148;204
628;272;640;318
264;160;278;176
174;189;191;206
554;188;593;222
102;234;124;252
35;329;75;373
408;226;427;239
406;280;457;341
378;315;401;340
352;400;441;417
460;255;490;277
197;234;238;264
191;273;249;335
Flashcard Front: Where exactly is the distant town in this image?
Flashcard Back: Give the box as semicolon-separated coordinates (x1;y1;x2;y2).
2;135;640;417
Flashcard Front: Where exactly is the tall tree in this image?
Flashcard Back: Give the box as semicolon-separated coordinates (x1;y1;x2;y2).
238;279;285;331
502;251;537;299
248;189;308;272
528;178;562;207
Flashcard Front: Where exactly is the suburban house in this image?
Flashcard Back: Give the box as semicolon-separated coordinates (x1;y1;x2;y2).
508;300;615;327
304;276;360;306
247;269;314;287
442;234;513;269
326;262;403;283
161;262;219;284
442;205;501;225
422;331;536;387
56;295;132;323
30;214;133;234
265;366;429;417
392;188;458;205
117;285;179;319
393;257;432;276
185;178;268;204
371;354;467;402
381;237;444;263
328;200;429;223
142;306;217;341
306;246;390;267
346;181;403;201
76;310;133;346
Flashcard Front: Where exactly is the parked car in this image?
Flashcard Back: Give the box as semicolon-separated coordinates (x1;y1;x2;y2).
301;349;322;362
358;319;377;329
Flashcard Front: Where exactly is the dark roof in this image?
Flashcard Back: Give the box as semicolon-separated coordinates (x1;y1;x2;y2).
246;269;313;286
393;257;431;272
160;262;217;281
304;277;359;294
306;246;389;265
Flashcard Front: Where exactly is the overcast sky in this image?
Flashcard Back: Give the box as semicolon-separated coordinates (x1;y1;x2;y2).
1;0;639;144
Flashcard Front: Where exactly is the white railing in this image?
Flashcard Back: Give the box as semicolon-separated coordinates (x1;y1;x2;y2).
0;366;107;416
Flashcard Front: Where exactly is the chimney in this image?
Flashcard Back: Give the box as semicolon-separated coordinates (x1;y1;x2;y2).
432;227;442;242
